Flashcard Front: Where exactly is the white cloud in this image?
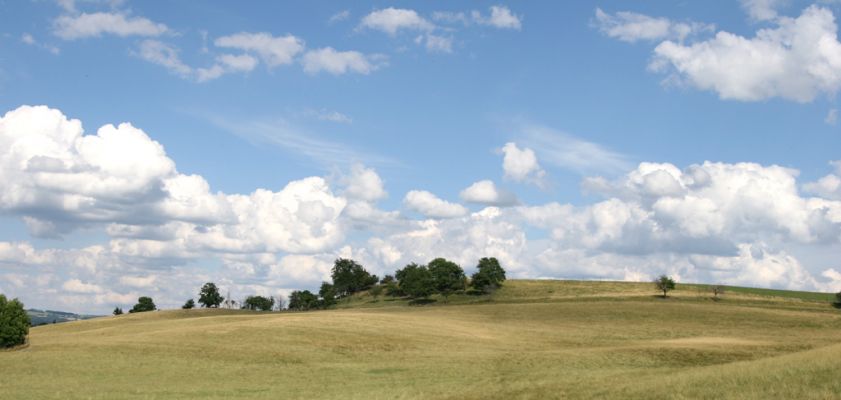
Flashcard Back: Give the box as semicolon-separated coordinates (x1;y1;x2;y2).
432;11;469;25
741;0;785;21
119;275;157;288
500;142;546;186
472;6;522;30
423;34;454;53
460;180;518;207
359;8;434;35
53;12;168;40
826;108;838;125
62;279;104;294
651;6;841;102
804;161;841;200
137;40;192;77
328;10;351;24
342;164;387;202
21;33;35;45
302;47;384;75
594;8;713;42
404;190;468;218
518;125;632;175
20;33;60;55
314;110;352;124
214;32;304;67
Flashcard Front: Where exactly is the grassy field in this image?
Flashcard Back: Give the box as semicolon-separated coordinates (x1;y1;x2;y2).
2;280;841;399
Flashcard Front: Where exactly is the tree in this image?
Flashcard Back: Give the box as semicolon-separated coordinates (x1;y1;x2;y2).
129;296;156;313
198;282;224;308
654;275;676;298
380;275;395;285
182;299;195;309
711;285;725;300
370;285;383;300
834;291;841;308
428;258;466;300
397;263;435;299
243;295;275;311
276;294;287;311
319;282;337;308
331;258;378;297
113;307;123;315
0;294;30;348
470;257;507;293
288;290;319;311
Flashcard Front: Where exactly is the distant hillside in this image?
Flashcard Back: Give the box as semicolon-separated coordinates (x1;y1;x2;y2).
26;309;101;326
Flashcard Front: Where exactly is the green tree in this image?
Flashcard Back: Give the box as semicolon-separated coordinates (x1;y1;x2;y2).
470;257;507;293
834;291;841;307
182;299;195;309
0;294;30;348
397;263;435;299
198;282;224;308
113;307;123;315
370;285;383;300
319;282;337;308
129;296;156;313
288;290;319;311
380;275;395;285
428;258;466;300
655;275;676;298
331;258;378;297
243;295;274;311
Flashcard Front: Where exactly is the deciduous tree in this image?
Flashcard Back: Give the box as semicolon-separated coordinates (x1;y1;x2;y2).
198;282;224;308
129;297;156;313
470;257;506;293
655;275;676;298
0;294;30;348
428;258;466;300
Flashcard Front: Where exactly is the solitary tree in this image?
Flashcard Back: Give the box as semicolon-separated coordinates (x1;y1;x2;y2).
654;275;676;298
0;294;30;348
331;258;379;297
397;263;435;300
182;299;195;309
470;257;507;293
319;282;337;308
129;296;156;313
428;258;466;301
113;307;123;315
198;282;224;308
243;295;275;311
288;290;319;311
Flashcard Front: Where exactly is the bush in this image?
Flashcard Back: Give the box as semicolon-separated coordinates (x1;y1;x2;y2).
198;282;224;308
470;257;506;293
182;299;195;309
0;294;30;348
129;297;156;313
243;296;274;311
113;307;123;315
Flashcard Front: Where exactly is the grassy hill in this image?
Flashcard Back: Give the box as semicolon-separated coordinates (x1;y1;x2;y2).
2;280;841;399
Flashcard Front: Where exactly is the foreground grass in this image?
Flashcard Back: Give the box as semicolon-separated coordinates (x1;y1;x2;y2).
2;280;841;399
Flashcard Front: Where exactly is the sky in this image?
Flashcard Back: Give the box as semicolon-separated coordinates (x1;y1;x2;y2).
1;0;841;314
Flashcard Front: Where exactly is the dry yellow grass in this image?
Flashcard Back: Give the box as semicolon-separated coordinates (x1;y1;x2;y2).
2;280;840;399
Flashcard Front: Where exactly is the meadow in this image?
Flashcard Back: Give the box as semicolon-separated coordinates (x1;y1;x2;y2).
2;280;841;399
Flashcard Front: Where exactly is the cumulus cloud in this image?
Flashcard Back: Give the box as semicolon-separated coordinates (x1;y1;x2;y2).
650;6;841;102
301;47;384;75
741;0;785;21
500;142;546;186
341;164;387;202
359;8;434;35
472;6;522;30
214;32;304;67
804;161;841;200
460;180;518;207
404;190;468;218
594;8;713;42
53;12;169;40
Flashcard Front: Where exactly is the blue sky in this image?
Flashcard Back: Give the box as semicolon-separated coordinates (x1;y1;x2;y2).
1;0;841;313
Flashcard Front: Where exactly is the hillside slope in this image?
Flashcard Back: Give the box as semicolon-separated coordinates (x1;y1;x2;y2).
2;280;841;399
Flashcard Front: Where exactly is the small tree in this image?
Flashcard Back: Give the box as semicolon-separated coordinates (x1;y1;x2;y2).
198;282;224;308
470;257;506;293
113;307;123;315
129;296;156;313
0;294;30;348
288;290;319;311
711;285;725;300
654;275;676;298
380;275;395;285
397;263;435;299
319;282;337;308
834;291;841;308
182;299;195;309
428;258;466;301
331;258;378;297
243;295;274;311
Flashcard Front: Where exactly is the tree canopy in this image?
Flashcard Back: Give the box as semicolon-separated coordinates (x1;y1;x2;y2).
654;275;676;298
129;296;156;313
198;282;224;308
243;295;274;311
288;290;319;311
113;307;123;315
0;294;30;348
182;299;195;309
331;258;378;297
319;282;337;307
397;263;435;299
470;257;507;293
428;258;466;299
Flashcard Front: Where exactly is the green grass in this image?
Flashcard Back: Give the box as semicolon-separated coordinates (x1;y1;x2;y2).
2;280;840;399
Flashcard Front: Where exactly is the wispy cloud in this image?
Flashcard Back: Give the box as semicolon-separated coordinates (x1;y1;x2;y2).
518;124;632;175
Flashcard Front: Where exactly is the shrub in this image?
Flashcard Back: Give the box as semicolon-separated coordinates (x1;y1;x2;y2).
129;297;156;313
0;294;30;348
113;307;123;315
182;299;195;309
